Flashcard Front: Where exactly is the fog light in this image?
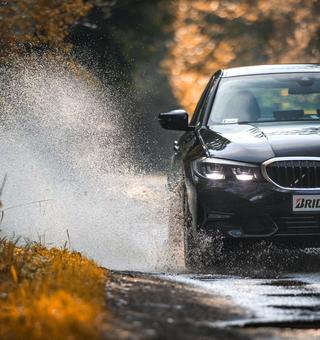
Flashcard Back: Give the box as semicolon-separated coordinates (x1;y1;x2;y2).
228;229;242;237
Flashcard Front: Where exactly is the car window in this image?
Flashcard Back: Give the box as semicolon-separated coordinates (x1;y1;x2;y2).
191;76;214;126
208;73;320;125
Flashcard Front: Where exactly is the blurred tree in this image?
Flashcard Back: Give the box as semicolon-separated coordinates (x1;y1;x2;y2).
0;0;92;59
163;0;320;113
69;0;178;170
70;0;173;87
1;0;318;169
0;0;177;170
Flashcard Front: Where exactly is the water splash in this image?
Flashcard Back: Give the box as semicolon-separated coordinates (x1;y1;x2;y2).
3;54;314;276
0;54;169;271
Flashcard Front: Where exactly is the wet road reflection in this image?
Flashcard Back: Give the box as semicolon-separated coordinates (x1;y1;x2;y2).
165;273;320;328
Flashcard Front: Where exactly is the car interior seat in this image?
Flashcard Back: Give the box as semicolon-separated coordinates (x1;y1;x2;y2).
222;90;261;122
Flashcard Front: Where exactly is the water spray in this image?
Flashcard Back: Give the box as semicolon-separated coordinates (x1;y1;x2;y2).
0;54;169;271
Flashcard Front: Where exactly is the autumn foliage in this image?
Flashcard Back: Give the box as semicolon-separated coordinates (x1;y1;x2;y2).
0;0;91;59
163;0;320;113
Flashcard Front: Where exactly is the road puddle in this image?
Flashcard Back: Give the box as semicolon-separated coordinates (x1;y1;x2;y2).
163;273;320;328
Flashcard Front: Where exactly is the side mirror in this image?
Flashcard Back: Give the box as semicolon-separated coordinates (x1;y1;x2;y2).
158;109;194;131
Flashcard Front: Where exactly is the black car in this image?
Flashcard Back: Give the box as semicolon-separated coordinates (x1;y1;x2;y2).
159;64;320;268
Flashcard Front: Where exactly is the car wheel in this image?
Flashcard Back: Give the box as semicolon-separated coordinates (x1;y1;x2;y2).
182;184;215;271
182;185;225;270
167;175;202;270
182;186;199;270
167;174;221;271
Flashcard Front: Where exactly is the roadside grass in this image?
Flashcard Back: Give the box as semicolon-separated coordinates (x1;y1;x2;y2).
0;237;109;339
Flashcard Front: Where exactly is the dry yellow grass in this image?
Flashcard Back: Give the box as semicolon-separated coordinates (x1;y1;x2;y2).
0;238;108;340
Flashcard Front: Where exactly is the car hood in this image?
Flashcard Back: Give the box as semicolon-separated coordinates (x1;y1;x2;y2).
200;121;320;164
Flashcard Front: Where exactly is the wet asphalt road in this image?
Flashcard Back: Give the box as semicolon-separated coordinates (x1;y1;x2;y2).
107;270;320;339
164;273;320;328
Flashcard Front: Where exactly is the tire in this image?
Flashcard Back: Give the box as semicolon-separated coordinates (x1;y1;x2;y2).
182;184;214;271
182;186;199;270
167;175;222;271
167;175;201;270
182;185;225;270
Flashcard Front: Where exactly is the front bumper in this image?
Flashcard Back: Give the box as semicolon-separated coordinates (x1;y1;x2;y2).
187;176;320;243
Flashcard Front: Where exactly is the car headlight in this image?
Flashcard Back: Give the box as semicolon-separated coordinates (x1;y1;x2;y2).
192;157;260;181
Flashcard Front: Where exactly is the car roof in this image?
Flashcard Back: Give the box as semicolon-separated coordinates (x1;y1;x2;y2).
221;64;320;78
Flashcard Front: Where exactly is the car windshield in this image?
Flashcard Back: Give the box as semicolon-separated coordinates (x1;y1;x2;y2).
208;73;320;125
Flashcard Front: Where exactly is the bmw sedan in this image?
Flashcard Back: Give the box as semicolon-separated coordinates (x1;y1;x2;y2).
159;64;320;268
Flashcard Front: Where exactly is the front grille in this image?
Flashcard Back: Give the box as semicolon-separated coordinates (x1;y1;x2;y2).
263;158;320;189
276;215;320;235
